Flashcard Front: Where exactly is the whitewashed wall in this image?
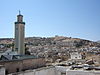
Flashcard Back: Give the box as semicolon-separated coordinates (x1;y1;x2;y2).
9;66;61;75
0;66;5;75
66;70;100;75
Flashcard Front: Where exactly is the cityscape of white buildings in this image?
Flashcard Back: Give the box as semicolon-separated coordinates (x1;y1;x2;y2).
0;13;100;75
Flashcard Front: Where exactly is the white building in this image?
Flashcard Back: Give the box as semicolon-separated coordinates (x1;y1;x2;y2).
70;52;82;60
66;64;100;75
0;65;5;75
9;66;61;75
66;69;100;75
0;49;18;58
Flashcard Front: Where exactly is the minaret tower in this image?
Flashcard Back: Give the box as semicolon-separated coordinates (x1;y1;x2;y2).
14;11;25;55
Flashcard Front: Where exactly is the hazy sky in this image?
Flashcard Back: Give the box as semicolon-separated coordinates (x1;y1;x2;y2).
0;0;100;41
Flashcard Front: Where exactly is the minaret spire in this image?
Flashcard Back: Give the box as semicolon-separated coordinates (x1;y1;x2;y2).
19;10;21;15
17;10;23;22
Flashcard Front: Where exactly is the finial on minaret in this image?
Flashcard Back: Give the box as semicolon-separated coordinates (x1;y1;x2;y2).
17;10;23;22
19;10;21;15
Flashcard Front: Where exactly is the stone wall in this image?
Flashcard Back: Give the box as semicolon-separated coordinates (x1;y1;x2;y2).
0;58;46;74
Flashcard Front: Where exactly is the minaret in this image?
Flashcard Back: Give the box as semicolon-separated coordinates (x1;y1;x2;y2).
14;11;25;55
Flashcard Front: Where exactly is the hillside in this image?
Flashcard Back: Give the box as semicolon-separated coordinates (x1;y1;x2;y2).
25;36;100;48
0;36;100;61
0;36;100;48
97;40;100;43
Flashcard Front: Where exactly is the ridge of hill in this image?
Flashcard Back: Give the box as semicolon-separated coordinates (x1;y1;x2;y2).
0;36;100;47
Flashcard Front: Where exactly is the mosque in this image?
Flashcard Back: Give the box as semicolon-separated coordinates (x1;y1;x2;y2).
0;12;46;74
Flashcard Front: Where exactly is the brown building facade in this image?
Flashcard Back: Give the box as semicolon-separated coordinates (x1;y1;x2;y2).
0;57;46;74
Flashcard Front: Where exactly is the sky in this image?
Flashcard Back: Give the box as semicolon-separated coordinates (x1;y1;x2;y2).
0;0;100;41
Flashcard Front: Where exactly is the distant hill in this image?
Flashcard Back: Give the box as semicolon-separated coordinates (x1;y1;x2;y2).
97;40;100;43
0;36;100;48
25;36;100;48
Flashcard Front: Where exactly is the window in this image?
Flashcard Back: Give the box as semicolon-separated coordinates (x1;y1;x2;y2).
75;57;77;59
16;68;19;72
5;69;8;75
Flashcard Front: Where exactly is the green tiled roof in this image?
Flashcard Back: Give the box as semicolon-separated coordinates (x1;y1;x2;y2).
0;55;38;62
